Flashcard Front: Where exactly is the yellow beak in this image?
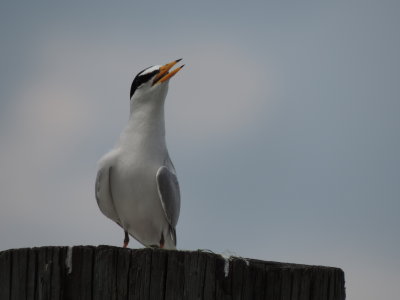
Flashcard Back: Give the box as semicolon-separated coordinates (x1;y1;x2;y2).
153;59;184;85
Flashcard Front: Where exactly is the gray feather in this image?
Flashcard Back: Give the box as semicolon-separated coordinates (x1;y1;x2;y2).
95;165;120;224
156;166;181;228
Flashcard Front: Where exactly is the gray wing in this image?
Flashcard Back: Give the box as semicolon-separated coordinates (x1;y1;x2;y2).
156;166;181;228
95;165;120;225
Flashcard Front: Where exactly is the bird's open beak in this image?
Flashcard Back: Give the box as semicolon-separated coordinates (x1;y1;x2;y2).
152;59;184;85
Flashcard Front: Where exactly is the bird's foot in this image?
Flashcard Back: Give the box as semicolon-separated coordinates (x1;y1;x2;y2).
123;230;129;248
159;232;165;249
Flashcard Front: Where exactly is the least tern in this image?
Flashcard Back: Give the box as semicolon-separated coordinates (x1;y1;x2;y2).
95;59;183;249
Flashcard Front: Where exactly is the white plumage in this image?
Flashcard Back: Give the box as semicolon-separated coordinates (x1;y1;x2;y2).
95;59;183;249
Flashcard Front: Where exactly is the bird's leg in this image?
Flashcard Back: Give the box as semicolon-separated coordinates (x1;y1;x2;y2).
123;230;129;248
150;233;165;249
159;232;165;249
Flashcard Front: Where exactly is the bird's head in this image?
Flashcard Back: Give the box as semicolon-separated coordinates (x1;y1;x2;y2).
129;59;184;104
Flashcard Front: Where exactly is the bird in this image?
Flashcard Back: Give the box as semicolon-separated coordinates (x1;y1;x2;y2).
95;59;183;250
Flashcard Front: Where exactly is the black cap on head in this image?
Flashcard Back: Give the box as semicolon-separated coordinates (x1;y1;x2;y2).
130;67;160;99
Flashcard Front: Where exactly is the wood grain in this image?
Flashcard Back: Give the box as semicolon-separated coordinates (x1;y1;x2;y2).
0;246;345;300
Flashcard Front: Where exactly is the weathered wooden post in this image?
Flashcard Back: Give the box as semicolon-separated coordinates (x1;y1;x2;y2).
0;245;345;299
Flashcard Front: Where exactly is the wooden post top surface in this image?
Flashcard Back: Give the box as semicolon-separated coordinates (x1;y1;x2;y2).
0;245;345;300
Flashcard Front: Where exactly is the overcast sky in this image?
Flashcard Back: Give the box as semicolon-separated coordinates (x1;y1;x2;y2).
1;1;399;299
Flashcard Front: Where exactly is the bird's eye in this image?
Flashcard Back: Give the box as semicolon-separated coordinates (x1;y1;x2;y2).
130;68;160;99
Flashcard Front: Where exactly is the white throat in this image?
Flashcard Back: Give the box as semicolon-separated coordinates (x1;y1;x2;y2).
119;84;169;155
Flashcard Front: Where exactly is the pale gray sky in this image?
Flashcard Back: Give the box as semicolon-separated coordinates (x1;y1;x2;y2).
1;1;399;299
